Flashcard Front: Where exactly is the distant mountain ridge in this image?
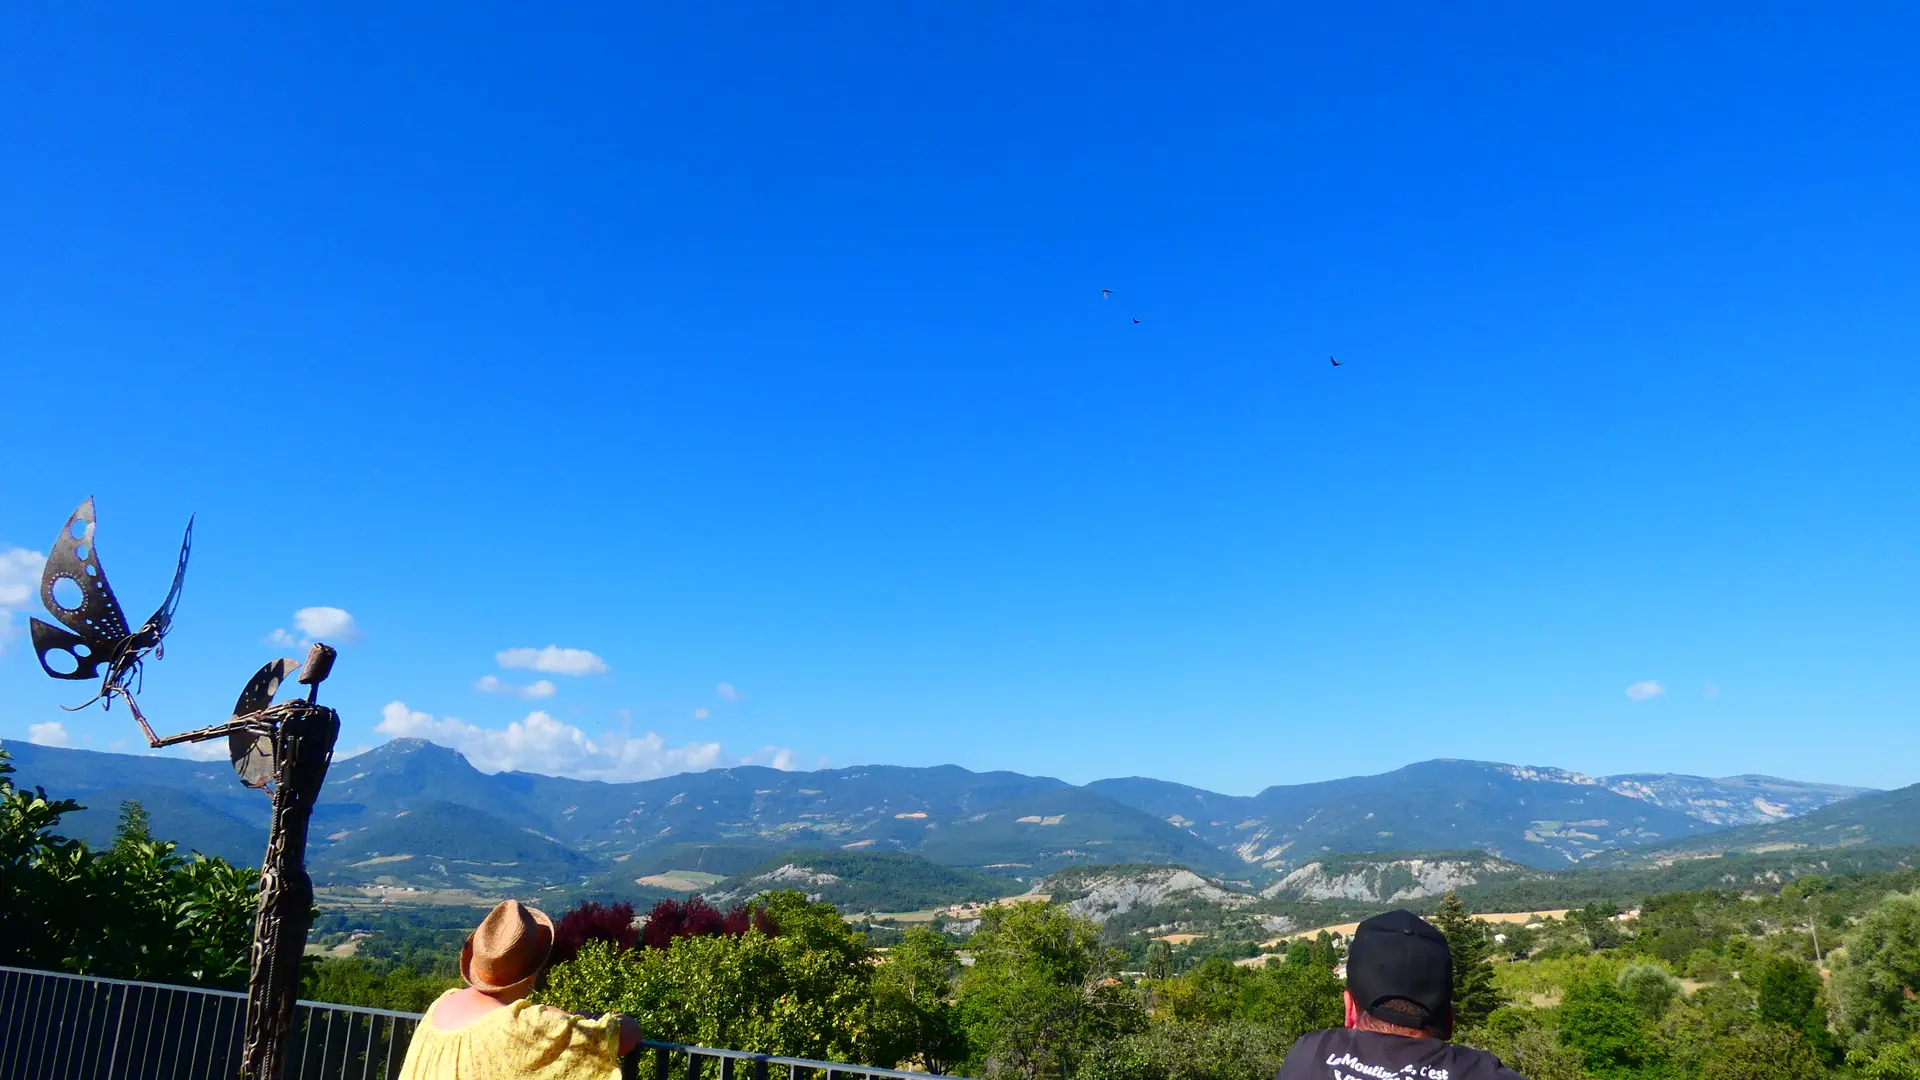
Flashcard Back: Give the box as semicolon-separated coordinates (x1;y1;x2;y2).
0;738;1883;897
1085;760;1868;870
1600;782;1920;867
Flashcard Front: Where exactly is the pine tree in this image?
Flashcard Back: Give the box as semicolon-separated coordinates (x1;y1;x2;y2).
113;799;154;851
1432;890;1505;1031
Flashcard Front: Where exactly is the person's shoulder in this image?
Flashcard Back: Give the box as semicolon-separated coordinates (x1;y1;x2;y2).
1441;1040;1530;1079
510;1001;618;1036
1274;1027;1341;1077
1284;1027;1340;1054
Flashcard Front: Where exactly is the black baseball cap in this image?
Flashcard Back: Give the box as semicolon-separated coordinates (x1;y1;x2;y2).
1346;909;1452;1029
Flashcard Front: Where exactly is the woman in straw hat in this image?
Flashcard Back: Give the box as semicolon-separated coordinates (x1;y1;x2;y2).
397;899;642;1080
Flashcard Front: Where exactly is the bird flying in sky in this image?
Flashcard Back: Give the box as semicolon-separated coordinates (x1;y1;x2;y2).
1132;317;1142;324
1101;289;1113;299
1329;356;1342;366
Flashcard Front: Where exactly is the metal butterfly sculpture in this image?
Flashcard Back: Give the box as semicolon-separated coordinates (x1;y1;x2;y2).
30;497;193;744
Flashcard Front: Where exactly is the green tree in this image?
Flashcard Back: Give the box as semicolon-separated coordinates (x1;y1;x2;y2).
1754;952;1835;1061
873;927;967;1072
112;799;154;851
1144;941;1172;981
1691;1023;1827;1080
1081;1019;1292;1080
1568;903;1622;952
1237;960;1344;1042
0;747;91;971
303;956;462;1013
1556;976;1670;1079
1834;891;1920;1056
1616;963;1681;1019
1432;890;1505;1030
1849;1030;1920;1079
1469;1008;1596;1080
1154;956;1243;1025
0;757;258;989
956;901;1144;1080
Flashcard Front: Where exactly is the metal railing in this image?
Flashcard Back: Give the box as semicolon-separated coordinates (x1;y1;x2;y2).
0;965;972;1080
639;1042;965;1080
0;965;420;1080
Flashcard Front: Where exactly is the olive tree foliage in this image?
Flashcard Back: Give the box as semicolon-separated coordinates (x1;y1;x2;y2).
1615;963;1682;1020
0;748;259;989
956;901;1146;1080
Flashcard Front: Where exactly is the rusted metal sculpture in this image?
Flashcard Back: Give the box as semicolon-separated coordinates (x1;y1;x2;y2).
31;498;342;1080
29;497;193;743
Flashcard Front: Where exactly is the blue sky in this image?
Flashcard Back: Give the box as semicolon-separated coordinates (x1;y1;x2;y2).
2;4;1916;794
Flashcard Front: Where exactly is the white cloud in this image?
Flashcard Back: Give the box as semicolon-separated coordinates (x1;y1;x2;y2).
745;746;799;771
692;707;710;720
0;547;47;655
475;675;558;700
496;646;608;677
296;606;357;638
716;682;741;702
1625;680;1666;702
180;740;228;762
27;721;71;747
268;606;360;647
374;701;748;782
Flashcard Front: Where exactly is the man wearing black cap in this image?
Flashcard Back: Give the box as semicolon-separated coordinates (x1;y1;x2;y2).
1276;909;1529;1079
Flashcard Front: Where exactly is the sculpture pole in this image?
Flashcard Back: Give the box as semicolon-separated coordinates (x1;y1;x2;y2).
236;644;340;1080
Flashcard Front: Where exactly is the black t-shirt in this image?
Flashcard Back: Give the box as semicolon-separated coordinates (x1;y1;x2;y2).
1276;1028;1528;1080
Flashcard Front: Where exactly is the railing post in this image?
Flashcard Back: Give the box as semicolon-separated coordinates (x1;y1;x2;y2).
655;1044;672;1080
754;1055;770;1080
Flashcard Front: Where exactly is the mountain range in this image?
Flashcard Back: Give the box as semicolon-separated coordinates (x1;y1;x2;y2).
1;737;1888;897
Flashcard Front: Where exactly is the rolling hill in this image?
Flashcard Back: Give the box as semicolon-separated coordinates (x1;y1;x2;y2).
312;800;600;890
704;852;1017;912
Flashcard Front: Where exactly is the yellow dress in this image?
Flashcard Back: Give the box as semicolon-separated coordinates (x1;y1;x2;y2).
396;990;624;1080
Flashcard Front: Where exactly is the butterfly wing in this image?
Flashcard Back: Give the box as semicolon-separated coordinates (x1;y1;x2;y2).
230;658;301;790
29;618;112;681
138;515;194;641
39;498;130;639
33;498;131;680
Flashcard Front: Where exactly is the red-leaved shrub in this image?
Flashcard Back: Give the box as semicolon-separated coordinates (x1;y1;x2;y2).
548;895;779;967
550;901;639;967
639;896;778;951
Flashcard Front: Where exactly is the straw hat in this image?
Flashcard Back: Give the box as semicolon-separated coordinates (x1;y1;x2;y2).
460;900;555;997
